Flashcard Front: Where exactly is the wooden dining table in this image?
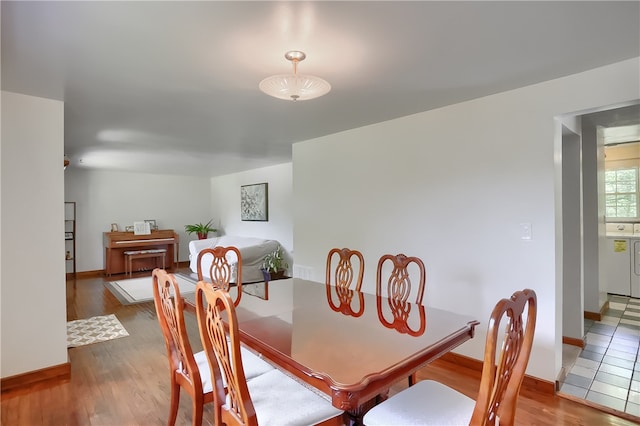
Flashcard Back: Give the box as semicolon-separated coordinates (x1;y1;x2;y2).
184;278;479;424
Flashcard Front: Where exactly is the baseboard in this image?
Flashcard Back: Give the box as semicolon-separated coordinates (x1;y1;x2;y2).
66;270;103;279
584;300;608;322
562;336;585;348
1;362;71;393
438;352;555;395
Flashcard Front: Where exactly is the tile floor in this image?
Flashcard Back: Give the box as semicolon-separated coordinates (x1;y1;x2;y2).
559;295;640;417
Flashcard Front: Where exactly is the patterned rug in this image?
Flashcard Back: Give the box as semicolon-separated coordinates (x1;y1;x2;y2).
67;314;129;348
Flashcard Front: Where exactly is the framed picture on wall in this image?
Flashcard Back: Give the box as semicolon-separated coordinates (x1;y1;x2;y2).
241;183;268;221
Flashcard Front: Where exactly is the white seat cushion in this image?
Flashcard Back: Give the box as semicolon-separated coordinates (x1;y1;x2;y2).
363;380;475;426
193;351;214;393
224;368;343;426
193;347;274;393
239;345;276;380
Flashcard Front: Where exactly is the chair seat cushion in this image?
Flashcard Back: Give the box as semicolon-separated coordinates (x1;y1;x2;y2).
193;351;214;393
239;346;276;380
193;346;274;393
225;368;343;426
363;380;475;426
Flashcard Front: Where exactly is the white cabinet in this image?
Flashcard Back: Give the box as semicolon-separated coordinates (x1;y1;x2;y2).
603;237;631;296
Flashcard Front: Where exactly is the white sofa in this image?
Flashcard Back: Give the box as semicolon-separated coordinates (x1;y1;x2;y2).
188;235;280;283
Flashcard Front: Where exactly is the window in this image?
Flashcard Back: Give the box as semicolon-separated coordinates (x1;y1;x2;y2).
605;168;638;218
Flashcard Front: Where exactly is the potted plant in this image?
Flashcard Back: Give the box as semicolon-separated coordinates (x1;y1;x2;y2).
184;220;217;240
261;246;289;280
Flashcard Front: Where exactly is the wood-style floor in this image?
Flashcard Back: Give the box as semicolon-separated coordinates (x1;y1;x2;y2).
1;269;638;425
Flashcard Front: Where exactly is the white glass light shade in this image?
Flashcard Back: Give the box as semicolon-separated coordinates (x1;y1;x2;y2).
259;73;331;101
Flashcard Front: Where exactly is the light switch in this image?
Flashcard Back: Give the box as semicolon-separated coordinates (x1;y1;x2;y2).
520;223;532;240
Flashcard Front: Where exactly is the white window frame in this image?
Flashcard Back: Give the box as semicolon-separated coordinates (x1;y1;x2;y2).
605;167;639;220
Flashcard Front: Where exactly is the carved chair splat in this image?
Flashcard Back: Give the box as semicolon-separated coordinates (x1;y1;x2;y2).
325;248;365;291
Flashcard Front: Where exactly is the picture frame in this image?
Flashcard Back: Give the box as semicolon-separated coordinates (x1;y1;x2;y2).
111;223;119;232
65;232;74;240
241;182;268;221
144;219;157;230
133;221;151;235
125;225;134;232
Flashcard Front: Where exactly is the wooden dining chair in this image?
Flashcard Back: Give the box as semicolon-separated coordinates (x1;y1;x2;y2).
152;268;213;426
196;245;243;306
195;282;345;426
152;268;273;426
376;253;426;385
326;247;365;291
363;288;537;426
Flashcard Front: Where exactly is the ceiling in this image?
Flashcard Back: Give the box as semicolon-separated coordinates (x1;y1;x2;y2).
3;1;639;177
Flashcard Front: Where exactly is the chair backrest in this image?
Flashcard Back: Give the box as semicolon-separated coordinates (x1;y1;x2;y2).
195;281;256;426
197;245;243;306
152;268;203;395
471;288;537;426
325;248;365;291
375;253;426;305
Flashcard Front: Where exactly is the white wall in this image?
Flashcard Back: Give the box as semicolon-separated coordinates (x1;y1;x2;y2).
210;163;293;260
1;91;67;377
63;164;295;274
561;128;583;340
64;169;212;269
293;58;640;383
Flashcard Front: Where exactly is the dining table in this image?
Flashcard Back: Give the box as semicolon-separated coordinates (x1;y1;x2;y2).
184;278;479;424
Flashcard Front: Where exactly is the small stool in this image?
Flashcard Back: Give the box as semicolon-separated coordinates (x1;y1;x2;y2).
124;249;167;277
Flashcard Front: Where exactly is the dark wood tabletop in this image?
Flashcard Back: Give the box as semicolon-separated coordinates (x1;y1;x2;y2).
184;278;479;422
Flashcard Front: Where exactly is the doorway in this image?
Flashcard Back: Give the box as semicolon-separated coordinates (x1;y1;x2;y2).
558;103;640;417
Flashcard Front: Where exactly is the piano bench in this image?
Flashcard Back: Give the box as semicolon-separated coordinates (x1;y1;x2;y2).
124;249;167;278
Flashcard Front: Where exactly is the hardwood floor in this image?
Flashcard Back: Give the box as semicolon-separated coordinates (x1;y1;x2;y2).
1;269;638;425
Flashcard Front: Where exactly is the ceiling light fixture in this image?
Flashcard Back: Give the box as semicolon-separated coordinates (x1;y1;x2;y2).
259;51;331;101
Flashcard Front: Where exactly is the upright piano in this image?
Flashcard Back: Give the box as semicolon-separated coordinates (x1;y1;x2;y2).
104;229;179;276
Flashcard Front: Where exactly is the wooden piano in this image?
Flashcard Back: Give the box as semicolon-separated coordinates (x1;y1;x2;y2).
104;229;179;276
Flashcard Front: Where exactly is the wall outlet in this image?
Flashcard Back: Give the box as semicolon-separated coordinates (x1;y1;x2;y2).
520;222;532;240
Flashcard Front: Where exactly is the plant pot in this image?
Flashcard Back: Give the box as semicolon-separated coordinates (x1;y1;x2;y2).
197;232;208;240
262;269;287;281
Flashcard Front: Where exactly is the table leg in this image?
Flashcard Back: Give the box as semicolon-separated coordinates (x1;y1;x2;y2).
346;396;380;426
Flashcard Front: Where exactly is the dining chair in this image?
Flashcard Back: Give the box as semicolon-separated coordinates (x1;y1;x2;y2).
152;268;273;426
363;288;537;426
325;247;365;291
196;245;243;306
195;282;345;426
376;253;426;386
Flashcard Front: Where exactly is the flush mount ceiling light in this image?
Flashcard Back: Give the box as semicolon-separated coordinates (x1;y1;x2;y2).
259;51;331;101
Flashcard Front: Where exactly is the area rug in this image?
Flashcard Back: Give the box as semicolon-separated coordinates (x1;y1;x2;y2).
67;314;129;348
105;273;197;305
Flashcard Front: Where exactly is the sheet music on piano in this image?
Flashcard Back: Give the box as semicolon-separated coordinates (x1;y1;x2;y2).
133;221;151;235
